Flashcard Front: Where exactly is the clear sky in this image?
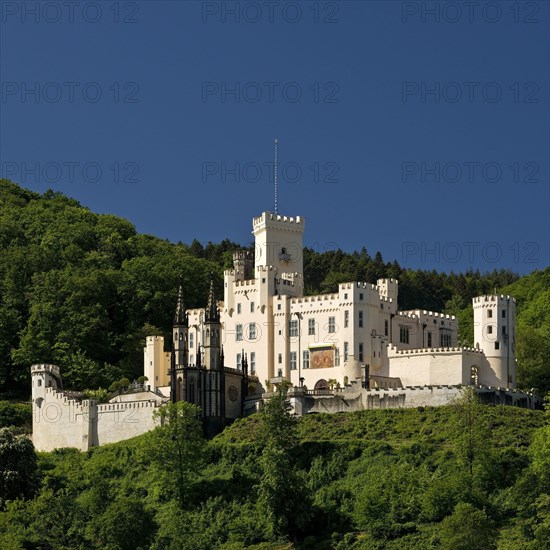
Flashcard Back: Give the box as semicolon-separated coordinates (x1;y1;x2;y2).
1;0;548;274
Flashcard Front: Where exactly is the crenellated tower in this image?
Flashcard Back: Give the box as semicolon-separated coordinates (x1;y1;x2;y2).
473;294;516;388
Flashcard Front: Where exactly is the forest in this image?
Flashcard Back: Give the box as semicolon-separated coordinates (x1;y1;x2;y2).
0;387;549;548
0;179;547;397
0;180;549;548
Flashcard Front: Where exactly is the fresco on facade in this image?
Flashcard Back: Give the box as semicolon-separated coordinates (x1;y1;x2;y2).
310;346;334;369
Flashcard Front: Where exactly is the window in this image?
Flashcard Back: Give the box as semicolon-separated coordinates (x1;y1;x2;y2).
236;324;243;341
250;302;255;313
380;303;384;310
189;332;194;348
358;343;364;362
236;353;241;370
249;322;256;339
502;326;507;336
487;325;493;334
495;341;500;350
344;342;349;361
359;293;364;300
290;352;297;370
308;318;315;335
189;354;194;365
427;332;432;347
384;320;389;336
38;379;42;387
344;310;349;328
278;368;283;377
488;309;493;318
440;333;451;347
277;303;281;310
289;320;298;337
399;325;409;344
344;293;348;300
502;309;506;318
278;353;282;364
335;347;340;366
358;311;364;328
303;350;310;369
237;303;241;314
250;352;255;373
328;316;336;333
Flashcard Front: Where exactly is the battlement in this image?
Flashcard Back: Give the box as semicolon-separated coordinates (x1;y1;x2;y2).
234;279;257;288
256;265;278;273
97;400;159;412
44;386;85;408
401;310;456;320
233;250;253;260
387;344;484;355
290;293;338;304
146;336;165;343
31;364;60;377
377;278;398;285
473;295;516;306
395;311;418;319
253;211;304;229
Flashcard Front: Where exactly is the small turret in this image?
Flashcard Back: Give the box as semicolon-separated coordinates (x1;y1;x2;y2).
204;274;222;370
173;276;189;369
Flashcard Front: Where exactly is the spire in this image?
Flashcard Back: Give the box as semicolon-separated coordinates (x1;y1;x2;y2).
174;275;188;326
205;272;220;323
274;138;279;214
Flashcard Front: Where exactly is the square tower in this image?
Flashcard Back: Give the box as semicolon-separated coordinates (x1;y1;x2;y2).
252;212;305;293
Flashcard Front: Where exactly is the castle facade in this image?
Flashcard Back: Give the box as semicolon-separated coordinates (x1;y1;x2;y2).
32;210;521;452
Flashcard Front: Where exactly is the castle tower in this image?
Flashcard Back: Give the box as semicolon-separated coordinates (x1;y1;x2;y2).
473;294;516;388
203;275;221;371
233;250;254;281
252;212;305;294
31;364;61;405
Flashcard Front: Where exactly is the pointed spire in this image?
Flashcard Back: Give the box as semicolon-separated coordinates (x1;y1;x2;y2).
205;272;220;323
174;274;188;326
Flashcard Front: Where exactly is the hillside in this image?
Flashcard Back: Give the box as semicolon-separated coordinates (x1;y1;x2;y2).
0;179;547;396
0;402;548;549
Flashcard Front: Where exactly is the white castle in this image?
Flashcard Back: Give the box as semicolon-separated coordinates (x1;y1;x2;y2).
32;210;528;452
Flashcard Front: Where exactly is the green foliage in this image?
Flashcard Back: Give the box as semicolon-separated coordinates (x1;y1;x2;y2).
0;428;38;507
0;405;546;547
0;402;31;429
146;401;205;507
438;502;496;549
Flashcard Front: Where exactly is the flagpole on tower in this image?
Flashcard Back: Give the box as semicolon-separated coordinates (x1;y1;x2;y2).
274;138;279;214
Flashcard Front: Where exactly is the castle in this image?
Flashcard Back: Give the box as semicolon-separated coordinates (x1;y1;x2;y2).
32;210;530;452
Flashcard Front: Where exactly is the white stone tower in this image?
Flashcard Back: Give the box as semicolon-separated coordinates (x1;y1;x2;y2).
473;294;516;388
31;364;61;404
252;211;305;294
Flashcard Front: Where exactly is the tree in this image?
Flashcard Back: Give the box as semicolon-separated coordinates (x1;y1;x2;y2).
144;401;205;508
0;428;38;507
439;502;496;550
258;382;311;539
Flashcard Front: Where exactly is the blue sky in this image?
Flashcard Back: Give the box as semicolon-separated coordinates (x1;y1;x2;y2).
1;0;548;274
